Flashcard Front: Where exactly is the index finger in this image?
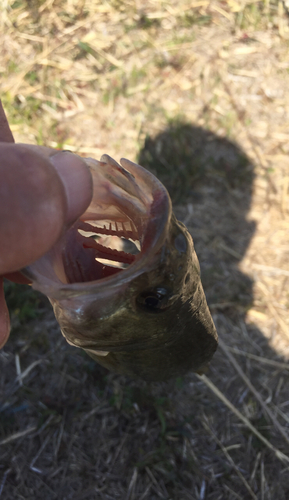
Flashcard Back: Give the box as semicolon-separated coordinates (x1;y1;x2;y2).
0;101;15;143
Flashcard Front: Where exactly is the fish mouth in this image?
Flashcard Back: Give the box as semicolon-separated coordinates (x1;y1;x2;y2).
23;155;171;297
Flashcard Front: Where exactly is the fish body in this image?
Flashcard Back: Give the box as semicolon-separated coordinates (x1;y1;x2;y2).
24;154;218;381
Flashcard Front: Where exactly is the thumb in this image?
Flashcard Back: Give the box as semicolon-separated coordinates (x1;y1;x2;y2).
0;143;93;275
0;144;93;348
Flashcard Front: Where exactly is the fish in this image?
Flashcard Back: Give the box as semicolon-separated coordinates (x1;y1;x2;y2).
23;154;218;381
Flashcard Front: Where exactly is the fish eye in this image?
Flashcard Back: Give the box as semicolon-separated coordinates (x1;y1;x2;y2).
136;287;170;312
174;233;187;253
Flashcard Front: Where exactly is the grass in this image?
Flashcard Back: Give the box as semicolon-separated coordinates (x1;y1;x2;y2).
3;281;47;326
1;0;289;498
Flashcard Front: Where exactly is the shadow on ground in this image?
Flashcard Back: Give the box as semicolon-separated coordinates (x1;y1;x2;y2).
1;122;289;500
139;121;256;311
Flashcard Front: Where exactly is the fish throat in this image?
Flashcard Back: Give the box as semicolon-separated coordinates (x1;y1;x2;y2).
64;217;140;284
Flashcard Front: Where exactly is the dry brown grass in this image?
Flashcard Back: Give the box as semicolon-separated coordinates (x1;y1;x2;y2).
1;0;289;498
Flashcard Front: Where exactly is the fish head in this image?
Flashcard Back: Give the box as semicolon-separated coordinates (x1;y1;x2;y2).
24;154;218;381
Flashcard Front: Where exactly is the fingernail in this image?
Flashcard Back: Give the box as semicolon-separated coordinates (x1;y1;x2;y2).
50;152;93;226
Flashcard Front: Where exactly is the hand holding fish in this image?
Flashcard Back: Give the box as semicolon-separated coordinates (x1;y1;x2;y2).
0;101;93;348
0;101;218;380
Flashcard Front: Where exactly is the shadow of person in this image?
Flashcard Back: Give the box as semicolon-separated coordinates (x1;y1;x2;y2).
138;121;255;315
136;121;289;497
137;121;288;361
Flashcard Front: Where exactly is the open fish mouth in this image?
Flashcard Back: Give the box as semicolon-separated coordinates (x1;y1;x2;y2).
64;155;147;283
23;154;171;298
22;153;218;381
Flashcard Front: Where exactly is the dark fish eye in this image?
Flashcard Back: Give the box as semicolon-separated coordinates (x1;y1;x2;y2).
174;233;187;253
137;287;170;312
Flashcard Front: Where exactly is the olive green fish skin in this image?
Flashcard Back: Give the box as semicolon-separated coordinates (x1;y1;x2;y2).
52;214;218;381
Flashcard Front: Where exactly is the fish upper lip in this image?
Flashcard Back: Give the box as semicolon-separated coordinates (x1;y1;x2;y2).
23;155;172;299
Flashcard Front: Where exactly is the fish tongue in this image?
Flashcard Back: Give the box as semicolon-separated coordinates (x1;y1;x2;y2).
63;235;123;283
82;237;135;265
62;217;137;284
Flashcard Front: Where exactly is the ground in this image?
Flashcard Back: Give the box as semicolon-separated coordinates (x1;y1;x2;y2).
1;1;289;499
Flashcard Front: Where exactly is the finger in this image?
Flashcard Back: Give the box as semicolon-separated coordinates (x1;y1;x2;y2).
13;144;94;226
0;101;14;143
2;272;31;284
0;277;10;348
0;143;93;275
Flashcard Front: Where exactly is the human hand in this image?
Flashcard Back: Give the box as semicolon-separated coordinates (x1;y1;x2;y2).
0;101;93;348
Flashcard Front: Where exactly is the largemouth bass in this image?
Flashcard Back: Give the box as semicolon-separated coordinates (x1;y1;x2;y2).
24;154;218;381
